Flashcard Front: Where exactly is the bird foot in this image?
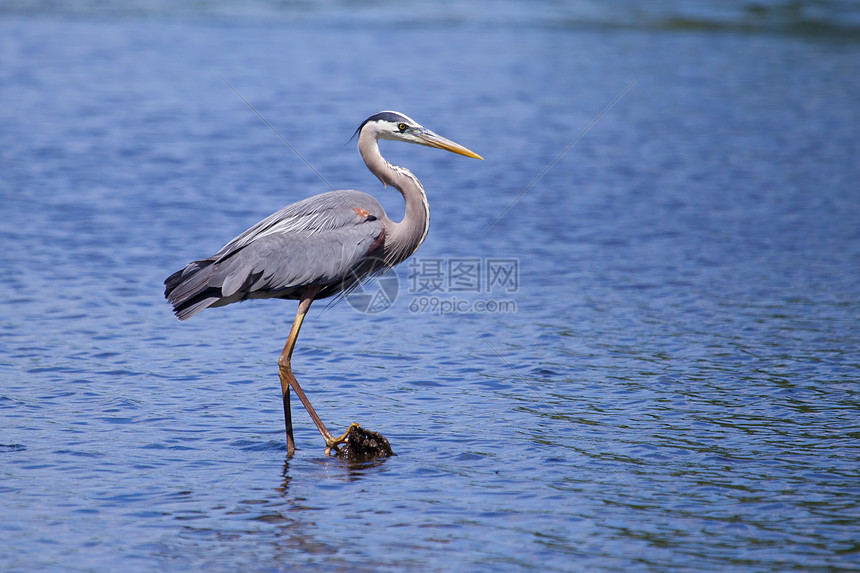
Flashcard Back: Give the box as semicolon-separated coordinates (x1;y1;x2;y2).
324;422;362;456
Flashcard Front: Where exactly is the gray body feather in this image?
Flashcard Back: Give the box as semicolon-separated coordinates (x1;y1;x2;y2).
165;190;388;320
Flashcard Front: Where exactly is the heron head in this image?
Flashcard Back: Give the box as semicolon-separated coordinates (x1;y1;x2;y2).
355;111;483;160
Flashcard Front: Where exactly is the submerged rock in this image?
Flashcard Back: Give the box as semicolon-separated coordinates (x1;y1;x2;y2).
334;425;394;461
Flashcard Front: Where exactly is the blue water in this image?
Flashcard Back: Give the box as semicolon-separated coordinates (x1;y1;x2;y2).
2;2;859;571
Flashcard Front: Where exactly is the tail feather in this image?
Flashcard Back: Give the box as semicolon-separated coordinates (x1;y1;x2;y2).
164;259;222;320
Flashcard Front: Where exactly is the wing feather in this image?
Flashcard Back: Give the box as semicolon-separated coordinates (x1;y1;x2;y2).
165;190;387;320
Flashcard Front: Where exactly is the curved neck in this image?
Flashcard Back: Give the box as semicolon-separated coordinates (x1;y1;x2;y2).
358;130;430;266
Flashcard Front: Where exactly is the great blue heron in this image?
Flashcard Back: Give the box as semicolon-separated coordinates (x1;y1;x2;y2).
164;111;482;455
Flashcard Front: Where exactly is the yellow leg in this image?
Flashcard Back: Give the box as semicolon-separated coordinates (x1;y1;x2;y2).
278;286;353;456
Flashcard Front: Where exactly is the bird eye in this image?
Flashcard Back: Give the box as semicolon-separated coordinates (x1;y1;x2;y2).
398;123;408;132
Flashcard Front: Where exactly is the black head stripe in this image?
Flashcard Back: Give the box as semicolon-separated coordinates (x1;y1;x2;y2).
365;111;409;125
349;111;411;144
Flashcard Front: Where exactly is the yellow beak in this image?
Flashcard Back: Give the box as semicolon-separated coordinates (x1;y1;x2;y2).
415;129;484;160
